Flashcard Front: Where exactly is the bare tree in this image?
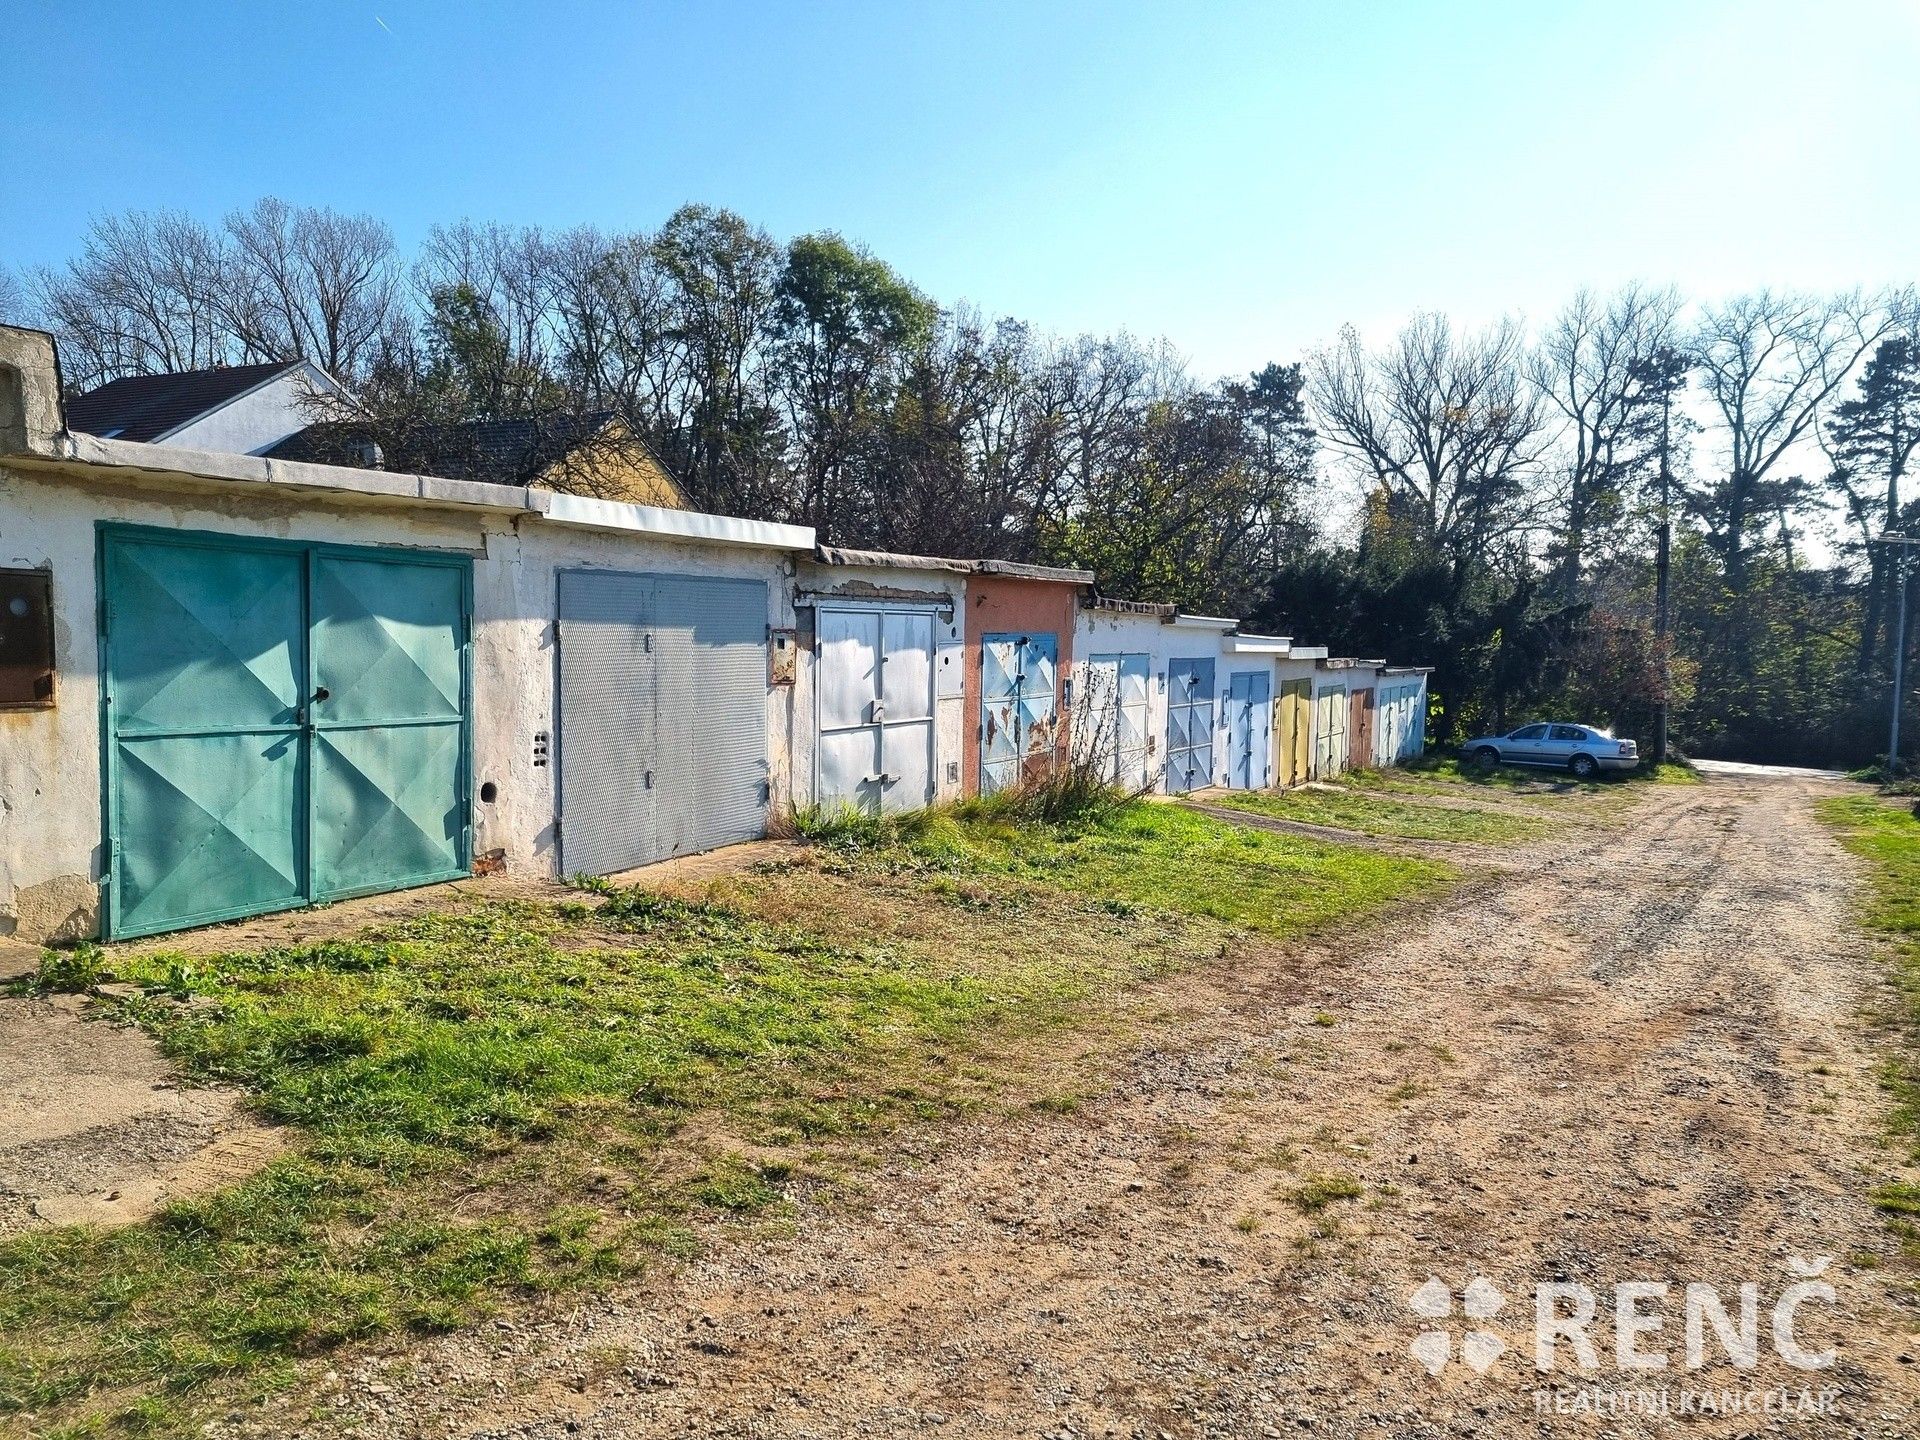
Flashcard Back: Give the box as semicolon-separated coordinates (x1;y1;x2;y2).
1690;288;1905;587
1311;313;1552;569
1532;284;1681;593
221;198;401;380
0;266;25;323
33;209;238;385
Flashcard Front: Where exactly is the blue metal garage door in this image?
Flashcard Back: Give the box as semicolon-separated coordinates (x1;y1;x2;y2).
1165;657;1216;792
100;527;471;939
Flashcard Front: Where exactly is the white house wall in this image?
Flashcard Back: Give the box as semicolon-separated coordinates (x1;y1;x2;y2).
0;459;798;942
158;367;332;456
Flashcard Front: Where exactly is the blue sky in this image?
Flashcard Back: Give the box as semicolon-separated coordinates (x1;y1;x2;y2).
4;0;1916;378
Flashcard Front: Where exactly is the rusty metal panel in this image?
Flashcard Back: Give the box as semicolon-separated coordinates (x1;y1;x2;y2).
769;627;798;686
0;568;54;709
980;631;1058;793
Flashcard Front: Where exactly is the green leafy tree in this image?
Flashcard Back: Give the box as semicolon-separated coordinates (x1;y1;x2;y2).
772;232;936;527
1825;334;1920;680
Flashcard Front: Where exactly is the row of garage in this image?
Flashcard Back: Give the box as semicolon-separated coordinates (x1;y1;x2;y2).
0;326;1428;943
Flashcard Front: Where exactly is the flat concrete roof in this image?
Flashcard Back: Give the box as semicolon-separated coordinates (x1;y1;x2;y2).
809;544;973;574
1168;612;1237;631
971;558;1095;584
10;430;820;553
1224;633;1294;654
1082;595;1177;617
544;491;813;551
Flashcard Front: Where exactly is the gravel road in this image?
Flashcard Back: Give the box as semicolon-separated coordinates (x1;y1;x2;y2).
293;773;1920;1439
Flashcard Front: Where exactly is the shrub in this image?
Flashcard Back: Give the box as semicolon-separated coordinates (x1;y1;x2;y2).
956;765;1130;830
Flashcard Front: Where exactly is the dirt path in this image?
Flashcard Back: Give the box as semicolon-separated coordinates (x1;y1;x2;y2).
0;994;285;1235
298;775;1920;1439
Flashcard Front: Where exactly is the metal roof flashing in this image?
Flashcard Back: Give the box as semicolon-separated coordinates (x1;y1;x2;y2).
543;492;814;551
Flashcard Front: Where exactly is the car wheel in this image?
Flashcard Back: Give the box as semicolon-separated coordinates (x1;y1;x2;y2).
1569;753;1598;780
1472;746;1500;772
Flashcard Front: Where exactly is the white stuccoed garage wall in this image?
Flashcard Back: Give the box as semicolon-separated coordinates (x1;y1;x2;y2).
0;444;810;943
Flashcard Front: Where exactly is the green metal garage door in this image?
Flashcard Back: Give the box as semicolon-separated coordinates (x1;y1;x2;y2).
101;527;471;938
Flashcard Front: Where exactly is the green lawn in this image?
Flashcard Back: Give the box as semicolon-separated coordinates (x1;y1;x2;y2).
1344;756;1698;804
1209;786;1548;844
0;800;1451;1437
1817;794;1920;1236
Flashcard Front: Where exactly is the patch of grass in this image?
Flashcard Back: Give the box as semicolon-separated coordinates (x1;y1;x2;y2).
1817;795;1920;1269
1356;753;1697;794
1871;1182;1920;1217
1643;761;1703;785
954;767;1132;829
1818;795;1920;1156
26;941;108;994
1310;1012;1339;1027
903;802;1454;939
1287;1173;1364;1213
1213;787;1546;844
0;893;1073;1431
4;795;1457;1436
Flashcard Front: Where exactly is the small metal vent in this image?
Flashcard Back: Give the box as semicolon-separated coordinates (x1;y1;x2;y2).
532;731;550;767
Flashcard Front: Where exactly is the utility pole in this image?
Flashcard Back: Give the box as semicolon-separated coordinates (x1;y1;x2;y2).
1654;378;1674;766
1872;533;1920;776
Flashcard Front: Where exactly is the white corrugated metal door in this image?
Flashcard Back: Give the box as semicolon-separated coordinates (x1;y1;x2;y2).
815;605;936;816
1082;652;1153;791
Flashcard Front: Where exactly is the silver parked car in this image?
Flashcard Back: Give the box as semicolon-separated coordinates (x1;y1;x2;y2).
1462;722;1639;780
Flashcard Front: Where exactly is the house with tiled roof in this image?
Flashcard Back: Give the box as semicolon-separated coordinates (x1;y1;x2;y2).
65;360;347;455
67;362;689;508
